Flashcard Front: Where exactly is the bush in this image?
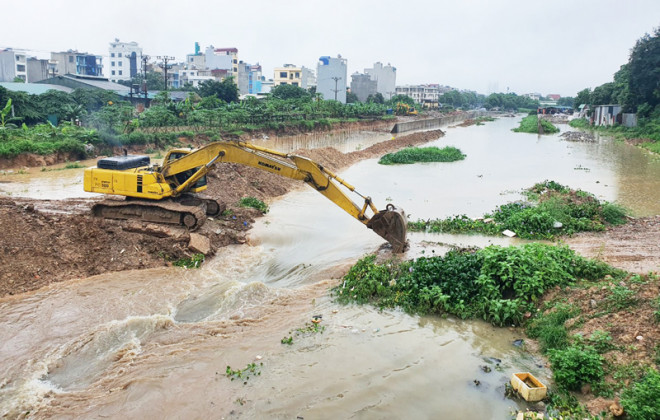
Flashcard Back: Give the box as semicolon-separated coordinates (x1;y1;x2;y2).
548;345;604;391
527;304;578;352
334;244;620;326
378;146;465;165
620;369;660;420
238;197;269;213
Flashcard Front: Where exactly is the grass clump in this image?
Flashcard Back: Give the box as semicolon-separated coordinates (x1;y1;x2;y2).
526;304;578;352
378;146;465;165
512;115;560;134
334;243;621;326
238;196;269;213
409;181;628;240
620;369;660;419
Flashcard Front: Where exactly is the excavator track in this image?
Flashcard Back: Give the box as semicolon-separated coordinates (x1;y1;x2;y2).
92;198;207;230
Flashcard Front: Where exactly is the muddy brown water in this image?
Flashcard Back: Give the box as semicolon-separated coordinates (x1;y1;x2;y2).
2;116;660;418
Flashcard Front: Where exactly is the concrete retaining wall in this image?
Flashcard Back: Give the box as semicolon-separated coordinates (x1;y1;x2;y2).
391;111;486;134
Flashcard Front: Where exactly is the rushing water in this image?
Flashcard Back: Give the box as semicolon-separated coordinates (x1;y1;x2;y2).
1;116;660;418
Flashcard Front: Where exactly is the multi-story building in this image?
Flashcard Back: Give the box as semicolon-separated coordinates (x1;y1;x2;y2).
364;62;396;100
317;55;347;103
273;64;315;89
0;49;28;82
350;73;377;102
108;39;142;83
178;69;215;88
50;50;103;78
248;64;262;95
274;64;302;87
186;42;205;69
26;57;52;83
395;84;441;107
205;47;238;82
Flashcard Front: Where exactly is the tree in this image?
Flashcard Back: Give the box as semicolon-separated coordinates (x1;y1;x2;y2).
557;97;575;108
118;71;166;91
269;84;311;100
574;88;591;108
388;94;414;107
628;26;660;111
196;77;239;103
366;92;385;104
346;91;359;103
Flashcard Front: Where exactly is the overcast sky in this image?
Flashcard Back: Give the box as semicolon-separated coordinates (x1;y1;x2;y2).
2;0;659;97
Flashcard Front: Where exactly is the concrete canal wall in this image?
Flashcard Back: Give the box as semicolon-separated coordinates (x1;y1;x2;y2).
391;111;486;134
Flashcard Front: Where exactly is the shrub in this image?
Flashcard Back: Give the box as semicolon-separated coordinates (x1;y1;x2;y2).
512;115;560;134
548;345;604;391
238;196;269;213
620;369;660;420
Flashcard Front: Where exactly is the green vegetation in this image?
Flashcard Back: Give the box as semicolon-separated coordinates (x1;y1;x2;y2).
334;243;620;326
281;321;326;345
225;362;263;384
171;253;205;269
548;345;605;391
378;146;465;165
526;304;578;352
512;115;560;134
409;181;628;240
239;197;269;213
620;369;660;420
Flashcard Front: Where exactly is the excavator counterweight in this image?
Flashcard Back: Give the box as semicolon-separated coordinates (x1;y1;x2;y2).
84;141;407;252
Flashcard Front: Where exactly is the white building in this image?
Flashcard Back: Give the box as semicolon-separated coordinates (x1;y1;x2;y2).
395;84;441;107
317;55;347;103
365;62;396;100
0;49;28;82
205;46;238;81
108;39;142;83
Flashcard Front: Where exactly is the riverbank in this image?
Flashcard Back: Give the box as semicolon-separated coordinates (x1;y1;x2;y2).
0;128;446;298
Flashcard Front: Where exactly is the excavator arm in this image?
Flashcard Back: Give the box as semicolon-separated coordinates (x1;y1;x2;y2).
160;141;407;252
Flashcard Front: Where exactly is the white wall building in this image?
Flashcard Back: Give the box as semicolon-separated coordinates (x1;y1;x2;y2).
108;39;142;83
317;55;347;103
365;62;396;100
0;49;28;82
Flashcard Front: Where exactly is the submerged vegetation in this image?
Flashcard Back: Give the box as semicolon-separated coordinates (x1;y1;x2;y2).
409;181;628;240
378;146;465;165
512;115;560;134
334;243;621;327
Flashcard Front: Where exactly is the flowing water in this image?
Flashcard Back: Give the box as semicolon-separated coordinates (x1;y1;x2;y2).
2;116;660;419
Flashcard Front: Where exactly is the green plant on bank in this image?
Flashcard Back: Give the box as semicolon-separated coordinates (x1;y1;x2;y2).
238;196;269;213
281;321;325;345
526;304;578;352
548;345;605;392
620;368;660;420
409;181;628;240
569;117;660;155
605;285;638;310
171;253;205;269
512;115;560;134
334;243;621;327
225;362;263;384
587;330;617;353
378;146;465;165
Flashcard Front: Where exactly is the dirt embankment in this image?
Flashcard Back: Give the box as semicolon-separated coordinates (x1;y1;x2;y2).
0;129;445;298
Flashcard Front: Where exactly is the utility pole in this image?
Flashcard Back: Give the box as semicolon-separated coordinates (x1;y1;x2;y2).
387;91;395;100
157;56;175;90
141;54;150;99
331;76;342;101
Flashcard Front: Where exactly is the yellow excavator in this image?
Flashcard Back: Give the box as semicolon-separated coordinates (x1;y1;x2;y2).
83;141;407;252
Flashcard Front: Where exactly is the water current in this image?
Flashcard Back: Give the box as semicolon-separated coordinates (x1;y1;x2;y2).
1;116;659;418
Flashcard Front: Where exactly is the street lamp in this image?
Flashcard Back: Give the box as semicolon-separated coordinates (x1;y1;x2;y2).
331;76;342;101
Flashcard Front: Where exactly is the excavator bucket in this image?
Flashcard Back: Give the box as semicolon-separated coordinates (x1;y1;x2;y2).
367;204;407;253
